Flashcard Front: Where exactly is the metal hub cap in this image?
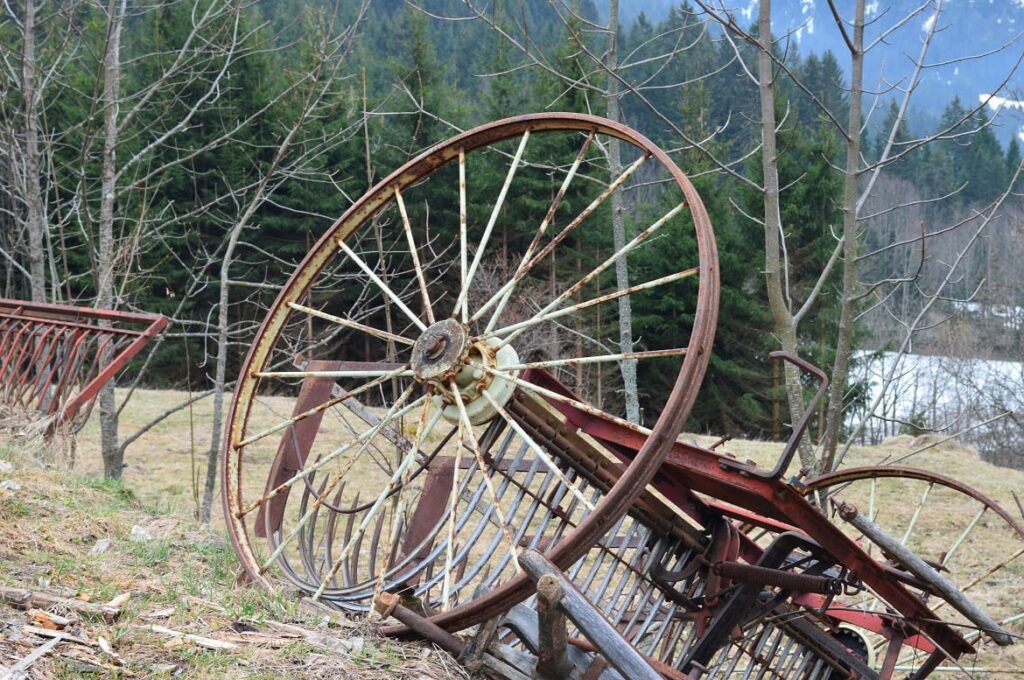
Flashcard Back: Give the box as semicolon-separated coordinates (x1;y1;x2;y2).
411;318;468;381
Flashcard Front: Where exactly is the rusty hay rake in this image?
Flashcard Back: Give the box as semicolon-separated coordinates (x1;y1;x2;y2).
0;299;167;434
221;114;1024;679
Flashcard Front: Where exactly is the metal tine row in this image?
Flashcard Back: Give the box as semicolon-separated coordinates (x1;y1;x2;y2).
2;323;117;409
264;418;596;611
703;623;834;680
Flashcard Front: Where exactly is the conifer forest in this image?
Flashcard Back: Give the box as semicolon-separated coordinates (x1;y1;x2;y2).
2;0;1023;501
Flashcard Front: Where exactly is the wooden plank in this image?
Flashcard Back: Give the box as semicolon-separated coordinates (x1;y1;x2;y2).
518;550;661;680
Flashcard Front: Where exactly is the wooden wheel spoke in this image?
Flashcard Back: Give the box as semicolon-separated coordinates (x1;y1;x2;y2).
481;267;698;343
477;131;597;332
237;366;414;448
458;147;468;323
442;415;465;611
473;150;647;328
253;368;414;380
449;379;522;575
370;396;442;607
238;388;424;518
502;348;688;371
467;360;653;438
480;204;689;348
313;397;441;600
394;187;436;325
480;390;594;511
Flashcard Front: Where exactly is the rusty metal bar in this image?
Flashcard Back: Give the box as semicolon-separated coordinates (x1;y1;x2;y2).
713;560;842;595
373;591;465;658
524;365;975;659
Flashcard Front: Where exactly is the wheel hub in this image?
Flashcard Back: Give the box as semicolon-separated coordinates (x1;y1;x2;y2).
411;318;468;381
410;318;520;425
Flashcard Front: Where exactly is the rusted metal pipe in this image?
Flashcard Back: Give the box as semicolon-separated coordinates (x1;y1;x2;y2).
373;592;465;658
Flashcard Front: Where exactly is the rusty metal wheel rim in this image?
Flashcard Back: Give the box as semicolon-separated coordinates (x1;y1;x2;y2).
221;113;719;631
802;465;1024;668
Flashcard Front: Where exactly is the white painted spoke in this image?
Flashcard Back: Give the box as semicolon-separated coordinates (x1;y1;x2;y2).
315;399;442;600
483;204;688;348
899;482;933;545
371;397;442;607
254;368;414;380
458;148;468;323
394;187;435;325
467;361;654;438
932;545;1024;614
453;130;530;320
478;132;596;332
941;506;986;567
483;266;698;345
450;379;522;575
502;348;687;371
237;366;413;448
261;470;345;573
288;302;415;346
259;391;422;575
473;151;647;327
337;238;427;332
480;390;594;511
442;418;464;611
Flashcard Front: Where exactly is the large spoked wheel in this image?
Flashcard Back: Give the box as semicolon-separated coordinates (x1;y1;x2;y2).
222;113;719;633
802;467;1024;670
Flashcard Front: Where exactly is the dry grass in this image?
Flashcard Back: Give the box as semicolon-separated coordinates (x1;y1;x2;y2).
0;437;466;679
6;388;1024;677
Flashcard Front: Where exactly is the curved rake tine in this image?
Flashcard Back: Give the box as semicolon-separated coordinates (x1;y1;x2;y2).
370;399;441;612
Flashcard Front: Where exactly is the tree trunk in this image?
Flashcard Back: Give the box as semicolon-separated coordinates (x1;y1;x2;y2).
21;0;46;302
203;244;234;522
605;0;640;424
821;0;866;473
756;0;814;471
98;0;126;479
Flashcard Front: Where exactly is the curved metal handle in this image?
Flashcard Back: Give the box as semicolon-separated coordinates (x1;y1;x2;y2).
766;351;829;479
720;352;828;480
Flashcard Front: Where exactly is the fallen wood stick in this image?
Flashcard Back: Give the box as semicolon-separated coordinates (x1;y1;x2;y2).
22;625;93;647
1;637;61;680
298;598;357;627
263;620;362;655
148;625;237;651
27;608;72;629
1;585;121;622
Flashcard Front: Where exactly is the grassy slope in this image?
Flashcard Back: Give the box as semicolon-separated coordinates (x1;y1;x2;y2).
0;440;463;679
5;388;1024;677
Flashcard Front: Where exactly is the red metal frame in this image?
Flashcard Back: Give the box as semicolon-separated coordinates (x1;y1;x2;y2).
522;368;974;660
0;299;168;428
